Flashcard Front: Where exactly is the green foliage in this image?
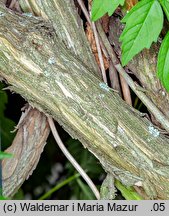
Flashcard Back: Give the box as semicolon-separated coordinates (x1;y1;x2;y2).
65;138;104;199
25;136;104;200
76;178;95;199
0;188;7;200
0;151;12;159
91;0;125;21
0;83;15;148
115;180;143;200
12;189;24;200
91;0;169;91
39;173;80;200
157;32;169;91
0;196;7;200
120;0;163;66
65;139;103;177
159;0;169;21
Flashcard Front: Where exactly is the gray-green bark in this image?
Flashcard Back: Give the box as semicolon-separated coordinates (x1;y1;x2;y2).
1;0;169;199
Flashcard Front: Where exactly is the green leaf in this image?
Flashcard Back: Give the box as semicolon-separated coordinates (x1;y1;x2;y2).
159;0;169;21
76;178;95;200
157;32;169;91
0;83;15;148
0;195;7;200
65;138;103;178
64;138;103;199
120;0;163;66
0;151;12;159
39;173;80;200
115;180;143;200
91;0;125;21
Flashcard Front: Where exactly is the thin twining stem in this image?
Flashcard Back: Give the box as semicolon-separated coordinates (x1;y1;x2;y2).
48;117;100;200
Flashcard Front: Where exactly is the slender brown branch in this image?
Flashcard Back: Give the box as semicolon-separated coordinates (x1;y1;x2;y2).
8;0;16;8
91;22;107;83
77;0;130;100
96;21;169;132
119;74;132;105
77;0;91;25
109;61;122;95
87;2;107;83
77;0;108;83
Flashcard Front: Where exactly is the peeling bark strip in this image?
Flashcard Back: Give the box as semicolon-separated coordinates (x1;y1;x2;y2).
2;108;50;197
0;1;169;199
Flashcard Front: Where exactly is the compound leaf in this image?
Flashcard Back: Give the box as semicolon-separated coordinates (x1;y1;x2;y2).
91;0;125;21
120;0;163;66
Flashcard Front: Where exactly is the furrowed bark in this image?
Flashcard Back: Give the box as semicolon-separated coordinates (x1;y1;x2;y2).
2;108;50;197
19;0;100;77
1;0;51;198
2;0;101;198
0;3;169;199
